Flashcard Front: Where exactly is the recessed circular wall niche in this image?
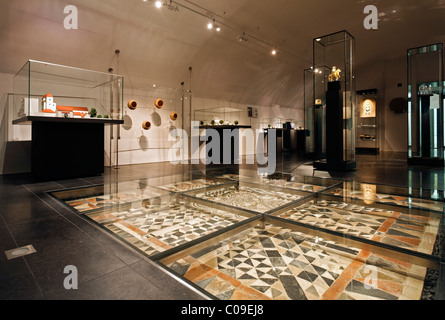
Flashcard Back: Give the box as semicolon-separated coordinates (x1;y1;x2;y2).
154;99;164;109
128;100;138;110
170;112;178;121
142;121;151;130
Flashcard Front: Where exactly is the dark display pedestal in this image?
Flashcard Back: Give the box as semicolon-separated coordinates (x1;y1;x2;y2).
32;121;104;180
296;130;306;153
356;147;379;155
201;125;251;174
263;128;283;156
314;81;356;171
421;95;432;158
22;117;123;180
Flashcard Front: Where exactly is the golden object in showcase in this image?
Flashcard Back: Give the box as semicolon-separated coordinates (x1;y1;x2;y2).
128;100;138;110
155;99;164;109
328;66;341;82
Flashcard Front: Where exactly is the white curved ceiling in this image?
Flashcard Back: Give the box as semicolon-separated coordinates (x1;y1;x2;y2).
0;0;444;108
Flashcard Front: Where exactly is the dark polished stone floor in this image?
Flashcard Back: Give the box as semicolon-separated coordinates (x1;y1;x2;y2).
0;152;444;300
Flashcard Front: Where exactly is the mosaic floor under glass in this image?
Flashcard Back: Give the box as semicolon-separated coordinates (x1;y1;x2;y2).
51;170;444;300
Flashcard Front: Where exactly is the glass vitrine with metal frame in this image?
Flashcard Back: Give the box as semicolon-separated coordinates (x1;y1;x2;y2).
312;30;356;171
407;43;444;166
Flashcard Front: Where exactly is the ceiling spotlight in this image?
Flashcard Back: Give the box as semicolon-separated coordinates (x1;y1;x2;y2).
207;20;214;30
215;25;221;32
271;49;277;55
238;32;248;42
166;0;179;12
155;0;162;8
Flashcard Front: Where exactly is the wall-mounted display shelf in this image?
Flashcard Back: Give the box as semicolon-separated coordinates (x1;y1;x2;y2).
356;89;379;154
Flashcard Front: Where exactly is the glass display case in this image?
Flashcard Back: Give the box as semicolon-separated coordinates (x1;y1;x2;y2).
305;67;331;158
194;107;251;127
284;119;304;130
259;118;283;130
312;30;356;171
12;60;124;123
356;89;379;154
407;44;444;165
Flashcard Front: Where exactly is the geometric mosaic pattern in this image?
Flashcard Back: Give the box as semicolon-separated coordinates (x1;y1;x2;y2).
167;224;428;300
252;178;331;193
278;199;440;255
84;200;248;257
157;178;228;193
192;185;303;213
54;172;443;300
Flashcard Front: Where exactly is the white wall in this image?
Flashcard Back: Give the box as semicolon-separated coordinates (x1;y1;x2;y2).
0;54;411;175
356;56;408;152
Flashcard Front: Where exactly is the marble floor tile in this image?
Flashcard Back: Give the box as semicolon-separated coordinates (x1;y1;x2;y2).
164;224;428;300
54;173;442;300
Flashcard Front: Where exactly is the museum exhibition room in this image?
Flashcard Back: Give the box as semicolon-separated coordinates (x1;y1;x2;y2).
0;0;445;306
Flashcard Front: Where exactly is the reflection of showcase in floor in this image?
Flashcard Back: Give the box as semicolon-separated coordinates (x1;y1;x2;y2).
326;188;444;212
51;171;443;300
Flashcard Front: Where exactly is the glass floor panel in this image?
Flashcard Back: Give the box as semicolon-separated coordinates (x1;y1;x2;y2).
207;169;342;194
50;171;444;300
53;180;170;214
323;181;445;212
275;197;441;256
185;181;311;214
161;220;431;300
62;192;253;257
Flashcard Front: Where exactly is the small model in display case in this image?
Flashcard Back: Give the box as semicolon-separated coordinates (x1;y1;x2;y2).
41;93;90;118
194;107;251;127
12;60;124;123
42;93;57;113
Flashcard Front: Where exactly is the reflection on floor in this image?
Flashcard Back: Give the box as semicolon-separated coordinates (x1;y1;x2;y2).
325;188;444;212
52;170;443;300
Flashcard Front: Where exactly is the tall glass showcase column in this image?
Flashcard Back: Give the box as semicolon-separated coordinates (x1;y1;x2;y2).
312;30;356;171
407;43;444;166
304;67;330;160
